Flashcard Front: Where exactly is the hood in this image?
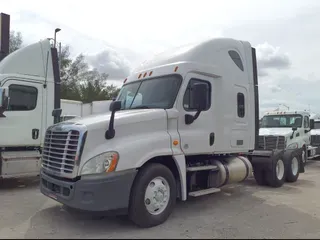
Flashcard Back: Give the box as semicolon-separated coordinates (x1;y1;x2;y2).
259;127;293;136
64;108;167;130
311;129;320;135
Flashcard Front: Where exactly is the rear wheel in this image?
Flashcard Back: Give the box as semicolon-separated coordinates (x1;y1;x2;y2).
266;157;285;188
128;163;177;228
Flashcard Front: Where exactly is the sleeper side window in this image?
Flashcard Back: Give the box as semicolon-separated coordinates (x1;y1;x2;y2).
237;92;245;118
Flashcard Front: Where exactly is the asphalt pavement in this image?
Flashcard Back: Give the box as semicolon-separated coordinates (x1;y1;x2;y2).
1;161;320;239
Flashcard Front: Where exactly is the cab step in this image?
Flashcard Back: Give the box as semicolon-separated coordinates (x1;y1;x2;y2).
186;165;219;172
188;187;221;197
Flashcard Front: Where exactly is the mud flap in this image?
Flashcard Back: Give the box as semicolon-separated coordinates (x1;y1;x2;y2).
250;150;284;170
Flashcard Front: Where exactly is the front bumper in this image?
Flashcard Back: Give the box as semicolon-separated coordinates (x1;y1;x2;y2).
40;169;137;212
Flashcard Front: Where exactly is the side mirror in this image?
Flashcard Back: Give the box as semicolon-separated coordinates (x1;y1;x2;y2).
52;108;62;124
191;83;209;111
310;119;315;130
0;87;9;117
0;87;9;109
109;100;122;112
185;83;209;125
106;100;122;140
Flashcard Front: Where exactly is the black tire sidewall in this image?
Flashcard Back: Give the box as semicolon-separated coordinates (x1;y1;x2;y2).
285;151;300;182
267;157;285;188
129;163;177;228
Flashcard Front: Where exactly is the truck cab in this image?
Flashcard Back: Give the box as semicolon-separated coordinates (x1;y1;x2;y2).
259;111;314;165
0;39;61;179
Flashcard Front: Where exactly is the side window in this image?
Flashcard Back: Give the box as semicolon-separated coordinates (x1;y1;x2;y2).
228;50;244;71
304;116;310;128
183;78;211;111
237;93;245;118
7;84;38;111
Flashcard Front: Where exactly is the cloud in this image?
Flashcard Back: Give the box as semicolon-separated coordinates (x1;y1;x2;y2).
86;48;132;80
255;42;291;77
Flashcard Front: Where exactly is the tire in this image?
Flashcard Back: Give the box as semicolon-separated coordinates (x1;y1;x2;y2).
266;157;286;188
301;146;307;166
253;168;268;186
128;163;177;228
285;151;300;183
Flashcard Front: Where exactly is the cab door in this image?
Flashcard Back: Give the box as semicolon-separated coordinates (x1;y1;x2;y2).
176;73;215;154
0;79;43;147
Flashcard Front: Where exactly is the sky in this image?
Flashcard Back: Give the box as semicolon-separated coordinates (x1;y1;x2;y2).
2;0;320;116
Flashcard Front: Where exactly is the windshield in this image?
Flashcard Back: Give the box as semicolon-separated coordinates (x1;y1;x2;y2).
314;122;320;129
261;114;302;128
116;75;182;110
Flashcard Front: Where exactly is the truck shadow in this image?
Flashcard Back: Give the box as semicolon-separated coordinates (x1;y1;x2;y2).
24;179;320;239
0;176;40;191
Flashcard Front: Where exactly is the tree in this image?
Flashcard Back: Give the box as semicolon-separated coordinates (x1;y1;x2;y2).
9;31;23;53
8;30;121;103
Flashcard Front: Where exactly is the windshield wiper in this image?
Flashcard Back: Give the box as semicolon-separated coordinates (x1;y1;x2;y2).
130;105;150;109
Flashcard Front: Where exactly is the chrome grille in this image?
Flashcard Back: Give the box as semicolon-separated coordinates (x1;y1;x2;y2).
42;129;80;174
311;135;320;146
258;136;285;150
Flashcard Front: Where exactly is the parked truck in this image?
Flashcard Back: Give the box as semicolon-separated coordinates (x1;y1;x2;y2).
61;99;112;122
0;37;309;228
259;111;316;165
309;114;320;159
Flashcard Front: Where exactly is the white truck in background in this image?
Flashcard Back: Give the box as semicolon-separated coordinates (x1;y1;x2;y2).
259;111;316;165
60;99;112;122
309;113;320;159
10;37;305;228
0;37;112;179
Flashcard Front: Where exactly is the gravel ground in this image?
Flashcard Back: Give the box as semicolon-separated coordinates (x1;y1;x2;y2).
1;161;320;239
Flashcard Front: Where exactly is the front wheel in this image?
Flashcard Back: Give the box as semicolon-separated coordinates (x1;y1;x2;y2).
128;163;177;228
266;157;286;188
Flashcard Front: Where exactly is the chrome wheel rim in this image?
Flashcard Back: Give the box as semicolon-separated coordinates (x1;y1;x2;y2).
291;157;299;176
276;159;285;180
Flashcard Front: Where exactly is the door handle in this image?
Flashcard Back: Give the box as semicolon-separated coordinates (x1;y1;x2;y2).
209;133;215;146
32;129;39;140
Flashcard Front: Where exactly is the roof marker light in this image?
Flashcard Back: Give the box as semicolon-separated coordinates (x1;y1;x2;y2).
174;66;179;72
143;72;147;78
149;71;153;76
138;73;142;79
123;78;127;84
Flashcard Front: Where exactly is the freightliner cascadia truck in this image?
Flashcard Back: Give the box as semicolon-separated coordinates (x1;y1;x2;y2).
0;37;310;228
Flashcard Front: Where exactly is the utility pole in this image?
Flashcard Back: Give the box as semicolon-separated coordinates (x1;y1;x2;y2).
0;13;10;62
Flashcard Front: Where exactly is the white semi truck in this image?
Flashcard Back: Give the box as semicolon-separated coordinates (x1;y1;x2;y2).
309;114;320;159
259;111;316;165
0;37;308;228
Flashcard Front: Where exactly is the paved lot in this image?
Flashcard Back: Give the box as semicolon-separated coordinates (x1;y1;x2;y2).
1;161;320;239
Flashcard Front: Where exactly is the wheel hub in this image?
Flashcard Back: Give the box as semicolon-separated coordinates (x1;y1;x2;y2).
144;177;170;215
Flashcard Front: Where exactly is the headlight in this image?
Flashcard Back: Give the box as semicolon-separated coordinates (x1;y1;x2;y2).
80;151;119;176
287;142;298;149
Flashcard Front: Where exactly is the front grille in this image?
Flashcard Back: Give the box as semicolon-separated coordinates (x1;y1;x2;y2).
311;135;320;146
258;136;285;150
42;129;80;174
